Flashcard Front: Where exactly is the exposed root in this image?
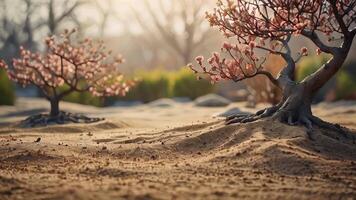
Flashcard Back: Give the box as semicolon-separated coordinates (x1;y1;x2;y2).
226;105;280;125
226;106;350;139
226;108;276;125
20;111;104;128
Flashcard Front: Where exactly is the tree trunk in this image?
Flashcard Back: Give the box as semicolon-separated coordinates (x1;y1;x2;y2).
50;98;60;117
272;82;314;128
227;40;353;131
226;81;343;133
227;32;355;132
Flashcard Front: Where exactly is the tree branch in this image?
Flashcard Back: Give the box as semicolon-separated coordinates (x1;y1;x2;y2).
143;0;184;56
55;0;82;25
301;30;339;54
328;0;349;35
257;71;280;88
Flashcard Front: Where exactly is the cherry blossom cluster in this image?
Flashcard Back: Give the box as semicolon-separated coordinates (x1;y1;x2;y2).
189;41;264;84
189;0;355;84
1;29;135;98
207;0;355;41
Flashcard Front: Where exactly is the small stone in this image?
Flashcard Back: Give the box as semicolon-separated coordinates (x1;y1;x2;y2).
195;94;231;107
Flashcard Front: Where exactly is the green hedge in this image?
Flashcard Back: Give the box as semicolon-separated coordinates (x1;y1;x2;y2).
335;65;356;99
121;69;171;103
296;55;331;82
297;55;356;101
0;69;15;105
59;67;215;106
117;68;214;103
171;68;214;99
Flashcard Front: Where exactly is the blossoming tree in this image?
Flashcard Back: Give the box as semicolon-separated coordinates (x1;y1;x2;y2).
189;0;356;131
0;29;135;126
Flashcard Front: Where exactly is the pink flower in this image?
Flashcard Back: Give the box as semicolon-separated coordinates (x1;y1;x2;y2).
249;41;256;49
301;47;308;56
316;48;322;56
195;56;204;63
223;42;233;50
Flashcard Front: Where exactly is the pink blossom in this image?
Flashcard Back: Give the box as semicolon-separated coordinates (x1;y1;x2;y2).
3;30;136;101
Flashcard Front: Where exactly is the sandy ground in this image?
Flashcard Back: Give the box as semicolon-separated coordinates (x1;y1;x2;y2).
0;98;356;200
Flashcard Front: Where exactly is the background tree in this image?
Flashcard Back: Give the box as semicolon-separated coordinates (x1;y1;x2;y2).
0;0;41;63
133;0;217;66
44;0;84;35
190;0;356;131
91;0;116;37
0;0;85;61
0;29;135;126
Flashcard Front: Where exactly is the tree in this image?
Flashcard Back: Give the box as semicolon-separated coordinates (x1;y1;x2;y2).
0;0;85;62
133;0;216;66
0;29;135;126
189;0;356;131
45;0;84;35
0;0;40;62
91;0;116;37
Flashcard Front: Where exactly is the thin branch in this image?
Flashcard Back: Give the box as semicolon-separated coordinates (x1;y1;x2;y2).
301;30;339;54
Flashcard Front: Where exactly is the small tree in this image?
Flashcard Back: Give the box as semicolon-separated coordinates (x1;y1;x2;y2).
0;29;135;126
189;0;356;131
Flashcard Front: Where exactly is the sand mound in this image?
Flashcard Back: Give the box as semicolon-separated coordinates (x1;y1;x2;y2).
167;119;356;175
100;119;356;168
2;151;59;163
101;118;356;176
0;120;128;134
34;121;127;133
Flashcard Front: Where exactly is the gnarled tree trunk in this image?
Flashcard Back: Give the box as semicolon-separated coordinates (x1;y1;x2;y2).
227;36;354;132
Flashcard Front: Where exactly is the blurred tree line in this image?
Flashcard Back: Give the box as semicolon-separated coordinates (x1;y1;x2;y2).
0;0;355;106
